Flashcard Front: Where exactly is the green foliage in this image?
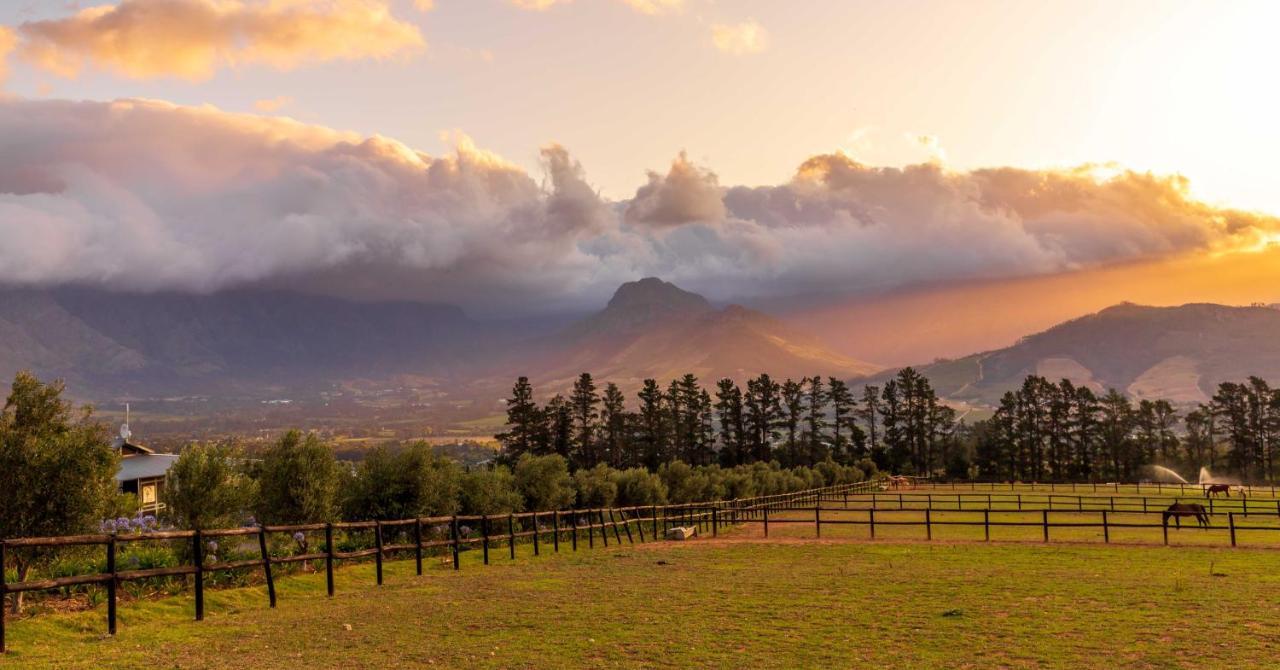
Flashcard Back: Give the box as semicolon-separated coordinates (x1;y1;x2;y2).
610;468;667;506
513;453;575;511
165;443;255;529
0;372;118;599
343;442;462;521
573;463;618;507
459;466;523;516
253;430;342;524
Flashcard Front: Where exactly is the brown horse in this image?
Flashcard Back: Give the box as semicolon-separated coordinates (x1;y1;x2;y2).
1204;484;1232;498
1163;502;1210;529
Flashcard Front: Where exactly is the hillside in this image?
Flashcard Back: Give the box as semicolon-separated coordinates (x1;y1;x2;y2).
887;302;1280;406
0;287;533;398
532;278;880;392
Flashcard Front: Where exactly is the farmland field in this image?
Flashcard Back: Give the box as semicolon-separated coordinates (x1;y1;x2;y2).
6;531;1280;669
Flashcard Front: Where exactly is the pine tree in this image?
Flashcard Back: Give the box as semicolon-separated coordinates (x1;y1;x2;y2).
570;373;600;467
804;376;828;465
827;377;856;463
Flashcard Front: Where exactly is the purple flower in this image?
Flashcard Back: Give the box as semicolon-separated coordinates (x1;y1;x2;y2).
293;531;306;543
116;516;131;529
207;540;219;553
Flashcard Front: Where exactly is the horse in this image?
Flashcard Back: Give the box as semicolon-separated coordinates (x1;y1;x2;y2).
1204;483;1232;498
1163;502;1210;529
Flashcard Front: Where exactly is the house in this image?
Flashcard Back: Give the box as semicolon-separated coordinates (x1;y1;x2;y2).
112;410;178;514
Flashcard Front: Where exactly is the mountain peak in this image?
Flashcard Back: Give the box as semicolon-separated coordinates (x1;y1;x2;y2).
605;277;712;315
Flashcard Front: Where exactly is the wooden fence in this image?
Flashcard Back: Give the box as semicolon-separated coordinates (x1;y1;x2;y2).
839;491;1280;516
748;490;1280;548
914;480;1280;497
0;480;883;653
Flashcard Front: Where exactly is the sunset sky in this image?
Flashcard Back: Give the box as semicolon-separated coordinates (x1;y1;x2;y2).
1;0;1278;355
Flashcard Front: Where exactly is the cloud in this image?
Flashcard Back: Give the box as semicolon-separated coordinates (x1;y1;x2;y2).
0;98;1276;313
621;0;684;15
711;19;768;55
253;95;294;112
509;0;682;13
0;26;15;86
13;0;425;81
625;151;725;227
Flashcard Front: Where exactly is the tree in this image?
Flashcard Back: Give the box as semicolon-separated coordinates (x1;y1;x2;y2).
600;383;628;467
636;380;669;469
859;384;883;465
779;379;805;466
496;377;543;459
165;442;254;530
0;372;118;613
804;376;829;465
459;466;524;516
254;430;342;525
545;394;574;460
343;442;461;521
513;453;576;511
570;373;600;467
714;379;746;466
744;374;782;462
827;377;856;463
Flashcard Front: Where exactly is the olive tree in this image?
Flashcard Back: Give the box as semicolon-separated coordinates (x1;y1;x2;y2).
0;372;118;613
343;442;462;521
252;430;342;524
513;453;575;511
164;443;255;530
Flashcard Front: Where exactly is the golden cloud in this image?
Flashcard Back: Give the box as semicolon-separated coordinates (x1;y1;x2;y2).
14;0;425;81
711;19;768;55
0;26;15;85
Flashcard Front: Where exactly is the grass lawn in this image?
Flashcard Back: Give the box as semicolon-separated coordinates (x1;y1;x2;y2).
6;535;1280;669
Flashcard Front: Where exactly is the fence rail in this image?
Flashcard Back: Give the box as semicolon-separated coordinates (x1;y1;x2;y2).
749;505;1274;549
912;480;1280;497
830;491;1280;516
0;479;884;652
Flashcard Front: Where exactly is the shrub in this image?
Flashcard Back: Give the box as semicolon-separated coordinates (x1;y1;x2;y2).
459;466;523;516
165;442;255;529
253;430;342;524
612;468;667;506
343;443;462;521
574;463;618;508
513;453;575;511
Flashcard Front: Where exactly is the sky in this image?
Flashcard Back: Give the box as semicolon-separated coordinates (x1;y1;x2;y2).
0;0;1278;325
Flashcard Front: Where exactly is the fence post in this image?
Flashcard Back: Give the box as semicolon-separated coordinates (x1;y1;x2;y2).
1017;494;1022;511
1229;512;1237;547
1243;497;1248;518
618;509;634;543
482;515;490;565
1162;515;1169;546
1209;496;1214;515
764;506;770;538
1102;510;1109;543
1042;510;1049;543
0;542;6;654
326;523;336;594
553;511;560;552
533;514;540;556
450;516;460;570
712;508;719;538
925;508;932;541
984;509;990;542
635;510;646;542
414;518;424;576
899;493;904;510
107;534;118;635
572;512;579;551
374;521;384;585
508;514;516;560
607;510;623;545
258;526;276;608
653;505;659;539
193;529;205;622
1143;497;1148;514
814;506;821;538
869;509;876;539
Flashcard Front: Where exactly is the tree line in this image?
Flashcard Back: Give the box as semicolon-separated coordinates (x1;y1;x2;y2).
500;369;1280;485
497;369;956;475
975;375;1280;483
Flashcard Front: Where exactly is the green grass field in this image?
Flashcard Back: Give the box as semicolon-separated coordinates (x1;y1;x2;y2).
7;534;1280;669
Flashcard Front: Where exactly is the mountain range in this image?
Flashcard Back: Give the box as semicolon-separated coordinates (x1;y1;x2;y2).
892;302;1280;406
3;280;1279;414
